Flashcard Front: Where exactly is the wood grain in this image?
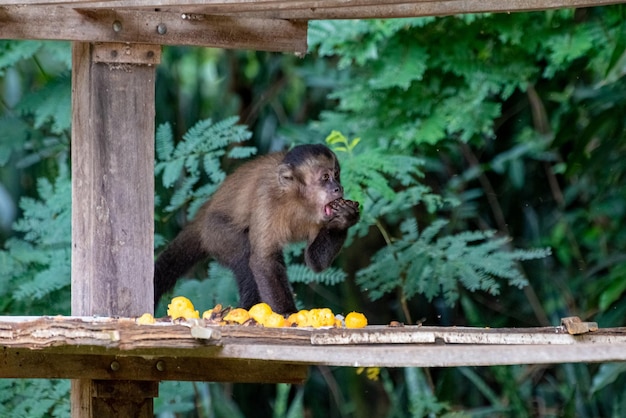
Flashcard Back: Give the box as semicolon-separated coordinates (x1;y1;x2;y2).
71;42;156;318
0;7;308;53
1;317;625;380
70;42;158;417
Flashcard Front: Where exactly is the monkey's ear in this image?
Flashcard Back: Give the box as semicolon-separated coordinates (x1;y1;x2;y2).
278;163;295;187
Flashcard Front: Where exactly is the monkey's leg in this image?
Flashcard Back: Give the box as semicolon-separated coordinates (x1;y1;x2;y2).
223;242;261;310
249;251;297;314
200;213;262;310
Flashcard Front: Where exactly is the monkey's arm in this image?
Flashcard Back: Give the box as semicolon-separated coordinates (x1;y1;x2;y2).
305;199;359;272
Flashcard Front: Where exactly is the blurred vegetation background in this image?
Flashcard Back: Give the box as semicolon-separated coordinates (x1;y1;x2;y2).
1;5;626;417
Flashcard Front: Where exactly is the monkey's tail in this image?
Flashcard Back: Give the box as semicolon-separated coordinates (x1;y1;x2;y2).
154;227;207;307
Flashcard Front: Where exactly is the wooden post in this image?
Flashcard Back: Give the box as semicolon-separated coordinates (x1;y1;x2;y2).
70;41;160;417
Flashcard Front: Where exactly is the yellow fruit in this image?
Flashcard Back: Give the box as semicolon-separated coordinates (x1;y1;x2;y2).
167;296;200;320
345;312;367;328
288;310;310;327
224;308;251;324
248;302;273;324
308;308;335;327
264;312;289;328
137;313;155;325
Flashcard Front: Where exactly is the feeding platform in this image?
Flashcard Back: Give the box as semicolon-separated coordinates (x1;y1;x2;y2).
3;0;626;416
1;316;625;384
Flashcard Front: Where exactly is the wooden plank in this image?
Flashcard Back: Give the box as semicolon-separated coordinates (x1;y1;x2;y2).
71;41;156;318
219;342;626;367
0;7;307;53
92;42;161;65
0;0;623;13
3;317;626;350
0;349;308;382
208;0;626;19
71;41;158;417
1;317;626;375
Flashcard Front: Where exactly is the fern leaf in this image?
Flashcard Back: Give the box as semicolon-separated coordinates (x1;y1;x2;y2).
16;75;71;134
287;264;347;286
159;157;185;188
155;122;174;161
0;40;42;74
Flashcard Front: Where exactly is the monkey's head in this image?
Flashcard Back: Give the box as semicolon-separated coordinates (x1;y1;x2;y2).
278;144;344;222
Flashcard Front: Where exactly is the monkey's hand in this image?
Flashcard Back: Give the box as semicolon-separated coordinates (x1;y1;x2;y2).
325;198;360;230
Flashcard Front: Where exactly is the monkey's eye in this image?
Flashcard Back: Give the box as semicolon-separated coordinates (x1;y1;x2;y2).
321;173;331;182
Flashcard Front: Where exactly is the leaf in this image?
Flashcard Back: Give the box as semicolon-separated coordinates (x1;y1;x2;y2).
287;264;346;286
16;75;71;134
155;122;174;160
599;266;626;311
160;157;185;188
591;363;626;394
0;40;42;74
357;217;548;305
369;44;429;91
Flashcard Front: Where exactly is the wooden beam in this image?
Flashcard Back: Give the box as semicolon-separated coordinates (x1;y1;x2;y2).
1;317;625;375
0;7;308;53
206;0;626;19
71;41;156;318
0;349;308;383
0;0;623;12
1;0;625;18
71;41;159;418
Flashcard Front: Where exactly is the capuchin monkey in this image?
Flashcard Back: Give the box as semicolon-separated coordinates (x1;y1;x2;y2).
154;144;360;314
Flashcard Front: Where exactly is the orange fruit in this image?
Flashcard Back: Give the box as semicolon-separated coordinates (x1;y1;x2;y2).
345;312;367;328
224;308;251;324
248;302;273;325
167;296;200;319
264;312;289;328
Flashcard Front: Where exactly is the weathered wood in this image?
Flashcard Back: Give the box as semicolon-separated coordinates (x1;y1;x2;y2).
0;7;308;53
1;317;625;375
0;0;623;12
3;317;625;350
71;41;156;318
209;0;626;19
71;41;158;417
0;349;309;382
92;42;161;65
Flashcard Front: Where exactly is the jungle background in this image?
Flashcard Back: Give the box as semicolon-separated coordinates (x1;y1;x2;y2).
1;5;626;417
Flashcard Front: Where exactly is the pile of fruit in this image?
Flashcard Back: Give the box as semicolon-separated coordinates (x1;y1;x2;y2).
138;296;367;329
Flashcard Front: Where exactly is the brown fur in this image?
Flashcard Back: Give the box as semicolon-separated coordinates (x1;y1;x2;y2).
154;144;359;314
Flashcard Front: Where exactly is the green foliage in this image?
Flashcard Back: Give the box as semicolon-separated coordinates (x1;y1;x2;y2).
0;40;45;74
356;218;548;306
0;379;69;418
3;6;626;417
0;40;71;169
16;75;71;135
0;147;71;316
155;116;255;218
287;264;346;286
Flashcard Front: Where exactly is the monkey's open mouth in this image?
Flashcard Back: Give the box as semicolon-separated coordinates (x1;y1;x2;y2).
324;198;359;218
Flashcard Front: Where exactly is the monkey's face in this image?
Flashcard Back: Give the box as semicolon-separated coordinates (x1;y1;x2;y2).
311;165;344;222
278;145;345;223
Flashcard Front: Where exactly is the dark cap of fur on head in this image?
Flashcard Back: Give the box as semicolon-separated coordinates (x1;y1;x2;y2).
283;144;336;167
